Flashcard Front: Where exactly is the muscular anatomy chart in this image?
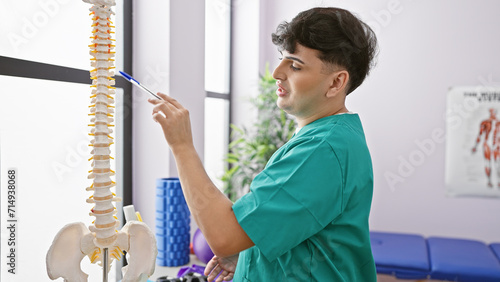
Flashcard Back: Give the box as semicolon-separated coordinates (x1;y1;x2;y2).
471;108;500;188
445;86;500;197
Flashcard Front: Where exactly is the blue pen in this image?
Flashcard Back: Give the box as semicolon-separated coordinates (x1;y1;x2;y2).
118;71;162;100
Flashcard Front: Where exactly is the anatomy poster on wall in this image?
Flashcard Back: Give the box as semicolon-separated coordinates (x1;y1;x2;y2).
445;86;500;197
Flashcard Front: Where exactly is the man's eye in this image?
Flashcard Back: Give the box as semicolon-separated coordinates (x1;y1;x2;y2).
278;56;300;70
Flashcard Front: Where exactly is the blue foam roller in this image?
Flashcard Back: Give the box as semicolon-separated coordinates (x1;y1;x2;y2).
155;178;190;267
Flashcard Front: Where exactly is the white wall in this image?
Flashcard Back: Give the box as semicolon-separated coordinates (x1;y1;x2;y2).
133;0;170;233
133;0;205;231
247;0;500;242
231;0;261;127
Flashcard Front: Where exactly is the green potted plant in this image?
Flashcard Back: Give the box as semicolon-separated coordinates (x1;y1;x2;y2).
221;64;296;201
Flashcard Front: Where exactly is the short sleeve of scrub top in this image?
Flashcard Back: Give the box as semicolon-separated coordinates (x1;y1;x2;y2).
232;136;343;261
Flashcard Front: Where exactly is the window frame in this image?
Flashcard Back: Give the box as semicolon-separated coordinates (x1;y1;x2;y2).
0;1;133;209
204;0;233;190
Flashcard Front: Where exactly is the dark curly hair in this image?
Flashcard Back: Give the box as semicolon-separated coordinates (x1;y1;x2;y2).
272;7;378;95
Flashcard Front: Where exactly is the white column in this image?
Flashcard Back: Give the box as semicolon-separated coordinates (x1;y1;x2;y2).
133;0;205;233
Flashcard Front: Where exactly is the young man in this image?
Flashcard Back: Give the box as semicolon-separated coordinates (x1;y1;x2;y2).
149;7;378;282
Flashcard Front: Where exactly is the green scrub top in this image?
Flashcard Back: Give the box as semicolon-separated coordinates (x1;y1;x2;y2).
232;113;376;281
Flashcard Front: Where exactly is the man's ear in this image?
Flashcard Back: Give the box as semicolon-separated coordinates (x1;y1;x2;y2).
326;70;349;98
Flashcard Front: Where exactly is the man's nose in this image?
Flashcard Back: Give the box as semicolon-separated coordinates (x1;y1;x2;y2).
272;60;286;81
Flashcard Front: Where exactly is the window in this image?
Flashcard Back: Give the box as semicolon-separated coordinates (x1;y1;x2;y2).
0;1;132;280
205;0;231;94
204;0;231;190
204;97;230;188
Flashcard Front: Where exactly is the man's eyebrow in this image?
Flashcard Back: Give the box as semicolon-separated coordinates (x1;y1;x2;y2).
285;56;306;65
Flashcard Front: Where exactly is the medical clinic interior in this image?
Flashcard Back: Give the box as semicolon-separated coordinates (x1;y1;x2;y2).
0;0;499;281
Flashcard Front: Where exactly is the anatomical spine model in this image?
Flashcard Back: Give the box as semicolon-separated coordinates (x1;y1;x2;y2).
46;1;157;281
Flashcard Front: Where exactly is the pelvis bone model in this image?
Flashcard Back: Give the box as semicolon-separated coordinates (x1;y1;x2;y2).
46;1;157;281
